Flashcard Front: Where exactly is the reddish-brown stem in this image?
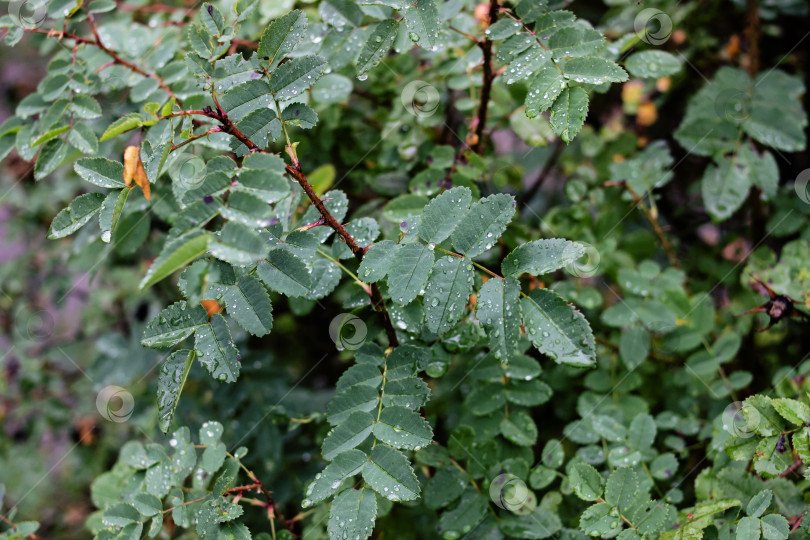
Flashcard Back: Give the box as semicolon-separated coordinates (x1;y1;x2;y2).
26;22;178;102
171;126;221;151
190;104;401;347
471;0;500;154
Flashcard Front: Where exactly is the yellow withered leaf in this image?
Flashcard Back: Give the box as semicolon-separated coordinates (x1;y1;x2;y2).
123;145;139;187
123;145;151;200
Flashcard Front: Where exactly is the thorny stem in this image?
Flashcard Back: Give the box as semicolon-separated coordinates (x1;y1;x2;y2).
171;102;401;347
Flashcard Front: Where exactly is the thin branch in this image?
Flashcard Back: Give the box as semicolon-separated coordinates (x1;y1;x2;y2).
471;0;500;154
24;21;178;102
517;138;564;207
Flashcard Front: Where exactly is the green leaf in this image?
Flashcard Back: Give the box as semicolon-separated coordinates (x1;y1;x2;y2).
70;95;103;119
502;238;585;277
423;466;467;509
140;230;211;290
268;55;327;101
548;24;604;57
381;377;430;409
760;514;789;540
743;70;806;152
387;242;435;306
156;350;194;433
280;102;318;129
320;0;364;28
258;10;307;69
580;502;621;536
303;449;366;507
75;157;121;188
619;325;650;369
526;62;567;117
402;0;441;50
500;409;538;446
142;301;209;348
630;500;673;536
701;154;752;221
477;276;521;363
221;275;273;337
563;57;627;84
437;490;489;538
605;468;637;512
625;50;681;78
628;412;656;450
736;516;761;540
770;398;810;425
34;138;67;180
256;249;312;297
738;145;778;199
356;19;398;76
47;192;105;239
327;385;380;425
68;123;99;154
100;113;143;142
362;444;420;501
327;488;377;540
322;411;375;460
569;462;603;501
450;193;515;257
194;313;241;383
31;124;69;147
209;222;267;266
550;86;589;143
373;406;433;450
746;490;772;518
423;255;473;335
358;240;398;283
500;507;562;539
233;168;290;203
98;188;131;243
418;187;472;244
521;288;596;366
336;364;383;392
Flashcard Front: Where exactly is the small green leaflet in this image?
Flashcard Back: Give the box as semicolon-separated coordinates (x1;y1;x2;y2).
418;187;472;244
625;50;681;78
194;313;241;383
450;193;515;257
256;249;312;297
34;139;67;180
502;238;586;277
303;449;366;507
521;288;596;366
477;276;521;363
526;63;566;117
258;9;307;69
327;488;377;540
100;113;143;142
326;385;380;425
322;411;375;460
209;222;267;266
387;242;435;306
358;240;398;283
156;350;195;433
402;0;441;49
362;444;420;501
562;57;627;85
500;409;538;446
142;301;209;349
550;86;589;143
373;406;433;450
98;188;131;243
268;55;327;101
356;19;398;76
140;230;211;290
423;256;473;334
221;275;273;337
47;192;105;239
569;462;603;501
701;154;751;221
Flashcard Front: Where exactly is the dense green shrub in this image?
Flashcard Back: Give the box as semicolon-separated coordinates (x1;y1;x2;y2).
0;0;809;538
